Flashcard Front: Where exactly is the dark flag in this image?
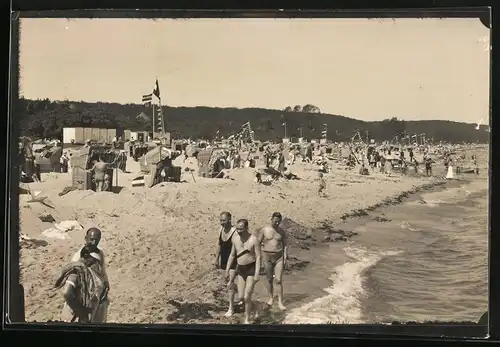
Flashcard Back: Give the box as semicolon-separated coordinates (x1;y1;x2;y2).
153;79;161;99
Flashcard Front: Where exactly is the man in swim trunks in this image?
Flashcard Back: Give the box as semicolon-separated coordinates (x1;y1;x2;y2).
90;155;110;192
214;212;238;317
258;212;288;311
226;219;262;324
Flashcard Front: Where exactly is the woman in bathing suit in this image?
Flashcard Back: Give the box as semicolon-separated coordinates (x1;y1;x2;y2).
225;219;262;324
219;227;237;271
215;212;238;317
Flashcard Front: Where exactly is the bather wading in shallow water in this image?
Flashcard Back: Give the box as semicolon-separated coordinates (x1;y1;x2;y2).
225;219;261;324
258;212;288;311
213;211;238;317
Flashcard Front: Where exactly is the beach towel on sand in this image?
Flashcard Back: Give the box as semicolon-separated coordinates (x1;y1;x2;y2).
54;261;106;318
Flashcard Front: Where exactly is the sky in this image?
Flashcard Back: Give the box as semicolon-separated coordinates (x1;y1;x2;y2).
19;18;490;124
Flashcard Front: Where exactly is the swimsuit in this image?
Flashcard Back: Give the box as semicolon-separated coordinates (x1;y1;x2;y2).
234;236;257;280
219;227;237;270
235;247;256;280
263;250;284;277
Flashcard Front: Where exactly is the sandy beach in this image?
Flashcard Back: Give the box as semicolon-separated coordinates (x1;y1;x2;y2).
18;150;472;324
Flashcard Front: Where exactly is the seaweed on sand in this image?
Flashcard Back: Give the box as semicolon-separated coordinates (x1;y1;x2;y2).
340;180;448;221
166;299;227;322
316;220;358;242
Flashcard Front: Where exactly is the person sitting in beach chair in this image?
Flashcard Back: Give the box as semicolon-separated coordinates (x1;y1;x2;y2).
359;163;369;175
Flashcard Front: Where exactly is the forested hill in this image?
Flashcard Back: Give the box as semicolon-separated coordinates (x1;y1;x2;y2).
16;98;490;143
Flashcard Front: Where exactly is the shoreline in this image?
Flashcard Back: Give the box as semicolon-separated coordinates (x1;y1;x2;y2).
283;177;483;324
37;173;483;325
166;177;474;325
19;151;488;324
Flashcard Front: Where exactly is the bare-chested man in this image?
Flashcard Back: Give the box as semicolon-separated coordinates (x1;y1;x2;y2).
90;155;110;192
226;219;262;324
57;246;108;323
258;212;287;310
71;228;110;294
214;212;238;317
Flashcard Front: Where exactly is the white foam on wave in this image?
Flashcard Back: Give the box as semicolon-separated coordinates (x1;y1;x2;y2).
399;221;420;232
283;246;402;324
419;181;487;206
422;199;446;207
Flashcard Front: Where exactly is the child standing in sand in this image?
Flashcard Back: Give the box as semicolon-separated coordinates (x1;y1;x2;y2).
318;172;326;197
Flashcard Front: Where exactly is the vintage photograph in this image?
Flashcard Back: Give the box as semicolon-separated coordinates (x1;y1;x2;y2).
15;17;489;325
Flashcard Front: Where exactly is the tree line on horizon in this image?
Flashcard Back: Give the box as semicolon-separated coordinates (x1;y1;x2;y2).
14;98;489;144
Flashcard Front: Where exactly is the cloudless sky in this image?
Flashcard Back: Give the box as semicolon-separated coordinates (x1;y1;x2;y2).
19;18;490;124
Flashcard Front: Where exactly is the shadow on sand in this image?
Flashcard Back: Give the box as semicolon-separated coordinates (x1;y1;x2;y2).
111;186;124;194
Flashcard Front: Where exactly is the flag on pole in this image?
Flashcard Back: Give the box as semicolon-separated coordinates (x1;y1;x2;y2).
142;93;153;107
280;115;286;126
237;121;254;142
153;79;161;100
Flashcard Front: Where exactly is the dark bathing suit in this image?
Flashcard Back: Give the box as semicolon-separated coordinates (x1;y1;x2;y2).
235;249;256;280
219;227;237;270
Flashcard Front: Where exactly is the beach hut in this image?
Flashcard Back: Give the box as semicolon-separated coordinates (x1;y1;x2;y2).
70;145;117;191
139;145;173;173
197;148;227;178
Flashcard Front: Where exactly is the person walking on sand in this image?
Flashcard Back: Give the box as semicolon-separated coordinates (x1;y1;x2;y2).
56;246;109;323
425;155;433;177
214;212;239;317
318;172;327;197
71;228;110;296
258;212;288;311
225;219;262;324
446;157;455;180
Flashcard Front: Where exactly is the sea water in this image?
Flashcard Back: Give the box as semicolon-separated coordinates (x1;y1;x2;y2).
284;177;489;324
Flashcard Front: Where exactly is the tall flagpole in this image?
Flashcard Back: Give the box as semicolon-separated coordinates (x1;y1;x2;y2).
152;103;156;140
159;99;166;138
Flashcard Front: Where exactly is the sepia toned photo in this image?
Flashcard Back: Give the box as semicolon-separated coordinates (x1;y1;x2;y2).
15;16;489;325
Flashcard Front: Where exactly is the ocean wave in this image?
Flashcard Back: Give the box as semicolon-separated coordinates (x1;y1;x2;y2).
283;246;402;324
419;181;488;206
400;221;420;232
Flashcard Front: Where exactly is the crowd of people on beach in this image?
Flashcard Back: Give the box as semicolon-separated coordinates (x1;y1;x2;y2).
28;133;482;324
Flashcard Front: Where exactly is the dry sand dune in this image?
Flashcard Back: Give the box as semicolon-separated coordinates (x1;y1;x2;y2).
19;157;452;323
